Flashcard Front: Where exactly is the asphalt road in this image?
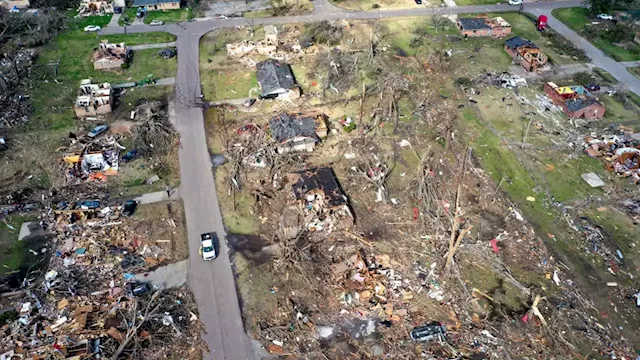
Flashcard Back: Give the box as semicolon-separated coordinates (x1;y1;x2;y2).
100;1;638;358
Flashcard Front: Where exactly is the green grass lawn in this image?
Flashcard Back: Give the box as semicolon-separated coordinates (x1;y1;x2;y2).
144;8;193;24
29;31;177;130
553;7;640;61
67;12;114;29
551;7;589;32
202;70;258;100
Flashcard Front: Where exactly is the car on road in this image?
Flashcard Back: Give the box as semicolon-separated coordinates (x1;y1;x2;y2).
84;25;101;32
508;0;522;5
597;13;614;20
149;19;164;26
87;124;108;138
159;48;177;59
200;233;217;260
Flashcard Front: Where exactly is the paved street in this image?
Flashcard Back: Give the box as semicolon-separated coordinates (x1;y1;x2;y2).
99;1;640;358
530;7;640;94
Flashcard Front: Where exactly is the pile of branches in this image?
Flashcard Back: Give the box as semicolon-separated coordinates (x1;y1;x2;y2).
131;101;177;156
317;48;359;95
300;21;343;46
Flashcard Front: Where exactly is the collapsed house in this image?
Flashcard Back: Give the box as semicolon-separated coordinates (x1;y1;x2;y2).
544;82;605;119
584;132;640;181
269;112;328;153
504;36;548;72
0;197;203;359
133;0;180;11
256;59;300;100
285;167;353;233
456;16;511;38
264;25;279;43
92;41;130;70
74;79;113;118
77;0;113;16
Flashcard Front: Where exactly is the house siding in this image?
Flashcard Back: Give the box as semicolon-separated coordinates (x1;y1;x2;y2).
458;26;511;38
544;82;606;119
140;1;179;10
504;45;534;71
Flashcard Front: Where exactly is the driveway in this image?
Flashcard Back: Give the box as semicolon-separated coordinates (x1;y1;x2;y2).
98;0;638;359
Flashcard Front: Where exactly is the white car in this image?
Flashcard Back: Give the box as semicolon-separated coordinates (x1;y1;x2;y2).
200;233;217;261
84;25;101;32
149;20;164;26
597;13;614;20
508;0;522;5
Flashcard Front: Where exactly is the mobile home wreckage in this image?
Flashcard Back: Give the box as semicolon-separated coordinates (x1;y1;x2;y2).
256;59;300;100
544;82;606;119
286;167;353;233
269;112;328;153
504;36;548;72
92;41;130;70
456;16;511;38
74;79;113;118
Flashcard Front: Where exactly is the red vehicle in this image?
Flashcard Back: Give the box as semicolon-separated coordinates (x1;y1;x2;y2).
537;15;548;31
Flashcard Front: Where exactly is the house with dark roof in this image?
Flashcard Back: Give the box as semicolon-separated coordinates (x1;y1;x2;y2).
256;59;300;101
133;0;179;11
286;167;353;231
544;82;605;119
504;36;548;72
269;112;328;153
456;16;511;38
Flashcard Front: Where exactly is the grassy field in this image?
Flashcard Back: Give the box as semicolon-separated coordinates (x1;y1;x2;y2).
144;8;193;24
30;30;176;130
553;7;640;61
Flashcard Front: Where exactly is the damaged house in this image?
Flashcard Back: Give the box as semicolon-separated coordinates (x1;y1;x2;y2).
456;16;511;38
92;41;130;70
74;79;113;118
269;112;328;153
286;167;353;233
256;59;300;100
504;36;548;72
77;0;113;16
544;82;606;119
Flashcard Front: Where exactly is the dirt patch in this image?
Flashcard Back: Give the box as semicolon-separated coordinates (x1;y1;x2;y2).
133;200;188;261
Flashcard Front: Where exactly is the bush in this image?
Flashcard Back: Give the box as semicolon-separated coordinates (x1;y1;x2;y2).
572;72;595;86
410;37;423;48
372;3;380;8
121;62;131;69
455;77;472;87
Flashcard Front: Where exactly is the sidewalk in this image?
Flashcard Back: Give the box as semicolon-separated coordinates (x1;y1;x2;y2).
133;188;181;204
129;42;176;50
